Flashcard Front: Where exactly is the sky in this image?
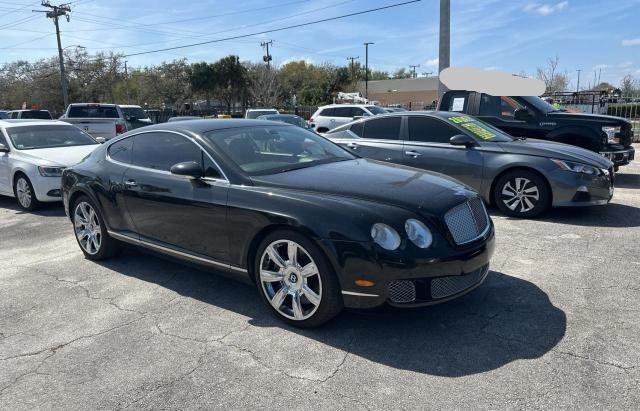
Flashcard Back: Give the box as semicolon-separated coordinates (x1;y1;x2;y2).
1;0;640;89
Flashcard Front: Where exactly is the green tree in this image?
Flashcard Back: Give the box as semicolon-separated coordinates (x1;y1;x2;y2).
189;62;218;107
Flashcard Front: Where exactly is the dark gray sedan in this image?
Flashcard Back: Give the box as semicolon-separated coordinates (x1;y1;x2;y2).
326;112;615;218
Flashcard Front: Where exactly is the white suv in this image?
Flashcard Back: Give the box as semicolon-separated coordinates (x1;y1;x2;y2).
0;120;100;210
310;104;387;133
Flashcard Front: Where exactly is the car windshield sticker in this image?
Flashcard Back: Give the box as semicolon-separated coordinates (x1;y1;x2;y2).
447;116;497;140
451;97;465;111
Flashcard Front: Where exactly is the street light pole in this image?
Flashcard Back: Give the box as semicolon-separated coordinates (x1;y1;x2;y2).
363;42;374;100
438;0;450;98
576;69;582;94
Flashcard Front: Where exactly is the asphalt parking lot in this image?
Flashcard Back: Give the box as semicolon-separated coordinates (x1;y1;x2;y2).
1;147;639;409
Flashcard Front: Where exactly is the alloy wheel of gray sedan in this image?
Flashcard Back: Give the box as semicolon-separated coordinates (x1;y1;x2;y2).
259;240;323;321
74;201;102;255
15;177;32;209
501;177;540;213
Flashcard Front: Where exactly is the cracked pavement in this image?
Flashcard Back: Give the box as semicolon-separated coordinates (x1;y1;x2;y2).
1;147;639;409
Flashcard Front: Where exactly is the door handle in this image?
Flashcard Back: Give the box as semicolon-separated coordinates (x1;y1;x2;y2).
124;180;138;188
405;150;422;158
346;142;359;149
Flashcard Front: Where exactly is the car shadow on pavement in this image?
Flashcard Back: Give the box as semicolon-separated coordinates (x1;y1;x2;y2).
0;196;66;217
490;202;640;228
98;248;567;377
614;172;640;189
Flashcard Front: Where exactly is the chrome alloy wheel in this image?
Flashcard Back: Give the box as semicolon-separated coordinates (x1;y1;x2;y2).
74;201;102;255
16;178;32;209
501;177;540;213
259;240;322;321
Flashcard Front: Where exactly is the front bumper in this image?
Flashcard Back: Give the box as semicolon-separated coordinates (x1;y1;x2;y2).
30;174;63;203
549;167;614;207
600;146;635;166
325;227;495;309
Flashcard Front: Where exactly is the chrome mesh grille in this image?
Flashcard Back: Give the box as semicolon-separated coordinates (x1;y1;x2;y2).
388;280;416;303
431;264;489;299
444;197;489;245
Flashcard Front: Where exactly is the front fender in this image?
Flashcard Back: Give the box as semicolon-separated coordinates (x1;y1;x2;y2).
546;126;601;150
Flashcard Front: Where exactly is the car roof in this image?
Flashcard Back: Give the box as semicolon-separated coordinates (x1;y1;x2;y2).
0;119;71;127
318;103;374;108
69;103;117;107
124;119;290;134
8;109;50;112
259;114;299;118
118;104;142;108
246;108;278;111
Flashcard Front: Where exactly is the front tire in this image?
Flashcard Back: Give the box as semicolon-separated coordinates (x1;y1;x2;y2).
254;230;343;328
493;170;551;218
13;174;40;211
72;196;120;260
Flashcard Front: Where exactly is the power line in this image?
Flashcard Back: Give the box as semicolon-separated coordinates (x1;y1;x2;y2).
122;1;421;58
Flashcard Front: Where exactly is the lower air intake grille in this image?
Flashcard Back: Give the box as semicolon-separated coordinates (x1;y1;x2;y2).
388;280;416;303
431;264;489;299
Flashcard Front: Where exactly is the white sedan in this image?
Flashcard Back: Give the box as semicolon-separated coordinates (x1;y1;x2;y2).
0;120;101;210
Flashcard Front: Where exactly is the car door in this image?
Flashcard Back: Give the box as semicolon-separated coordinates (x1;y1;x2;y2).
476;94;538;138
0;131;11;195
332;106;354;128
336;116;404;163
122;131;229;261
402;116;484;191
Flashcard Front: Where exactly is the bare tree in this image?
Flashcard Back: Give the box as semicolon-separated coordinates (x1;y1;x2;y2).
536;56;569;93
248;64;283;107
620;74;637;96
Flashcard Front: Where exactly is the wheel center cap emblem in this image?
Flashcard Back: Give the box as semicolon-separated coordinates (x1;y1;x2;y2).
289;273;298;283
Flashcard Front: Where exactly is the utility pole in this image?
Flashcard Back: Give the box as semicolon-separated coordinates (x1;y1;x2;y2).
597;68;602;87
422;72;433;77
363;42;374;100
576;69;582;94
409;64;420;78
34;1;71;110
438;0;450;98
347;56;359;84
260;40;273;68
124;61;130;104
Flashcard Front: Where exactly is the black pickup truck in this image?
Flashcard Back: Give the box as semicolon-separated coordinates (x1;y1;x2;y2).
438;91;635;168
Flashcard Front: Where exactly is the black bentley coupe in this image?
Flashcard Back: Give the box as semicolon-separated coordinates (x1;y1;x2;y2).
62;120;495;327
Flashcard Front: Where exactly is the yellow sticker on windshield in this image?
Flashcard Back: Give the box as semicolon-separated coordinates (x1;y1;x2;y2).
460;123;496;140
448;116;472;124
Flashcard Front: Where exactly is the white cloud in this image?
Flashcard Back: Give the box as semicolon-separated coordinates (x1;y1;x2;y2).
424;58;439;67
593;64;611;70
524;1;568;16
622;38;640;46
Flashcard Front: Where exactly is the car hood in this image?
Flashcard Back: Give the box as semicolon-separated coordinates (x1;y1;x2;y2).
547;111;630;125
16;145;99;167
497;138;613;168
252;159;478;216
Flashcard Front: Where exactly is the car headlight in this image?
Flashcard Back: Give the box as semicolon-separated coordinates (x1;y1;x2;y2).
370;223;401;250
550;159;599;175
38;166;64;177
602;126;621;143
404;219;433;249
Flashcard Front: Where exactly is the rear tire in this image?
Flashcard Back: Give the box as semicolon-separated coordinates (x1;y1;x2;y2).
254;230;343;328
493;170;551;218
13;174;40;211
72;195;120;260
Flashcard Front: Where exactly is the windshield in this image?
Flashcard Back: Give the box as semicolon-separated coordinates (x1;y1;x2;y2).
19;110;52;119
246;110;278;119
121;107;149;120
365;106;387;115
204;125;355;175
445;115;513;142
6;125;97;150
67;105;119;118
521;96;558;113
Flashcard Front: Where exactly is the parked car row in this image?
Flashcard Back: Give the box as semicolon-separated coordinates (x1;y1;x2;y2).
0;105;624;327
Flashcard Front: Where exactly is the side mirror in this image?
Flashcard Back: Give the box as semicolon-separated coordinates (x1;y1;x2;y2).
0;143;8;152
514;108;532;121
450;134;476;148
95;137;106;144
126;115;137;122
170;161;204;179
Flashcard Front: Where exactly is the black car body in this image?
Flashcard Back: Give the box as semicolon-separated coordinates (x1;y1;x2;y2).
439;91;635;167
62;120;495;326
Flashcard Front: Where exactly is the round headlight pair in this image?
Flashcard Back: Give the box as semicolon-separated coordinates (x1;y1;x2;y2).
370;220;433;250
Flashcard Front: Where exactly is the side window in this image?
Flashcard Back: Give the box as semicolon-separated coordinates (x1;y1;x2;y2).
319;108;335;117
108;137;134;164
350;107;366;117
408;117;459;144
11;112;18;119
333;107;353;118
0;131;7;146
350;122;364;137
362;117;401;140
479;95;523;119
202;152;223;179
131;132;200;171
